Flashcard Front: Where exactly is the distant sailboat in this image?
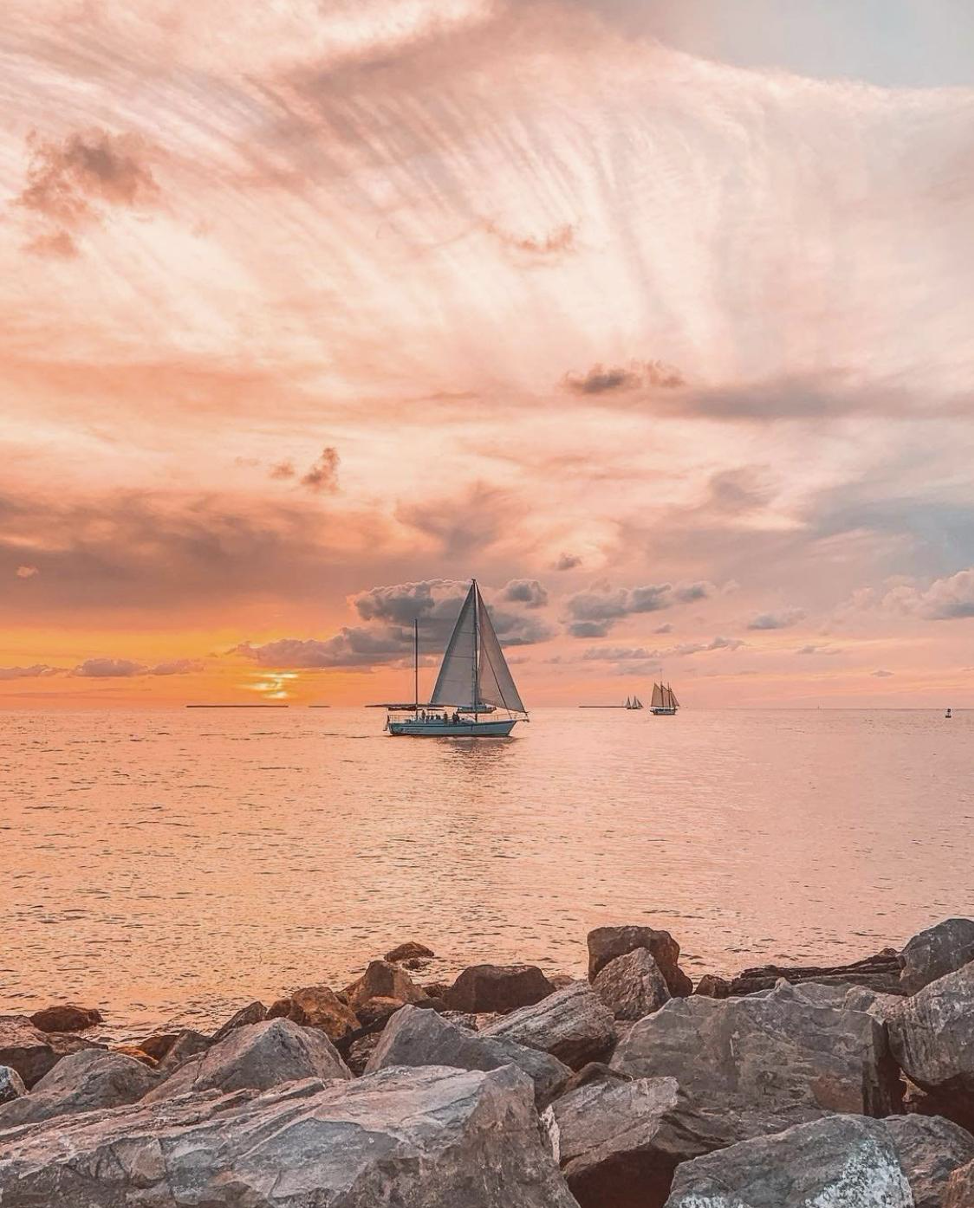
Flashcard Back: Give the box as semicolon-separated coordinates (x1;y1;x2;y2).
625;695;643;710
650;682;679;716
945;707;952;719
385;580;527;737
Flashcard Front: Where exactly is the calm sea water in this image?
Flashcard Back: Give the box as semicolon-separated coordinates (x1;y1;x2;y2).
2;708;971;1042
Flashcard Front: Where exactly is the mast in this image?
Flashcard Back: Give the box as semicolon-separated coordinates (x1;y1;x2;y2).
471;579;480;716
414;619;419;717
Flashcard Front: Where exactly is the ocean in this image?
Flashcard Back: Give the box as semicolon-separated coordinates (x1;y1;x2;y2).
2;707;971;1041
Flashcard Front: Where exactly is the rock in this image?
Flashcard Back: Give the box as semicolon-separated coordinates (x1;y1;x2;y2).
884;1115;974;1208
268;984;360;1041
587;926;692;997
843;984;905;1023
210;999;267;1042
0;1065;26;1105
157;1028;211;1072
345;960;426;1011
900;917;974;995
355;996;405;1027
137;1031;179;1061
593;948;671;1020
0;1049;159;1129
663;1114;913;1207
365;1003;571;1107
446;964;554;1014
424;980;453;999
692;974;730;998
0;1016;100;1088
110;1044;158;1068
945;1158;974;1208
612;992;901;1147
549;974;579;990
888;960;974;1131
29;1004;102;1033
560;1062;631;1096
144;1017;351;1101
544;1075;684;1208
480;982;617;1070
384;941;435;962
0;1064;578;1207
345;1032;382;1076
728;947;904;996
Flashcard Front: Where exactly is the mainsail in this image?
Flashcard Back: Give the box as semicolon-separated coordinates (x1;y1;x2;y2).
651;682;664;709
429;582;526;714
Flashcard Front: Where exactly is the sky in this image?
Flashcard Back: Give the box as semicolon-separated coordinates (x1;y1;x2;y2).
1;0;972;708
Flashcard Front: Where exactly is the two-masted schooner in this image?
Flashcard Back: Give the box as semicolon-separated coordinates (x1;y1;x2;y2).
385;580;527;736
625;695;643;710
650;682;679;715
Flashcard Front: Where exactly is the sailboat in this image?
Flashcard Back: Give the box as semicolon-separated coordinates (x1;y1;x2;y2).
385;580;527;737
625;695;643;710
650;682;679;715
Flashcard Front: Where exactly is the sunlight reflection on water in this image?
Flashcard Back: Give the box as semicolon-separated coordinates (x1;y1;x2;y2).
1;707;972;1039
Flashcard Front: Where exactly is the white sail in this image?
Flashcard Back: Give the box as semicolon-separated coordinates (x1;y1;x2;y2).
475;585;526;713
429;585;478;708
651;682;664;708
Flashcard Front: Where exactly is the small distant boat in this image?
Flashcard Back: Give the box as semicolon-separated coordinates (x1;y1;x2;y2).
945;707;952;719
625;695;643;710
386;580;527;737
650;682;679;716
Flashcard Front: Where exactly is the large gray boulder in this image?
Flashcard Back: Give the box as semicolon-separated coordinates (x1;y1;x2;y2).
0;1049;158;1129
544;1075;686;1208
0;1016;100;1088
480;982;617;1069
446;964;554;1014
587;926;692;996
888;961;974;1130
884;1115;974;1208
364;1004;570;1106
663;1115;913;1207
144;1017;350;1101
899;917;974;994
593;948;671;1021
0;1065;26;1105
0;1065;578;1207
612;991;901;1146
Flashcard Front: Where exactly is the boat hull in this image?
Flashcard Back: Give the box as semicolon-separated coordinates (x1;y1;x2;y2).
387;717;517;737
650;707;678;716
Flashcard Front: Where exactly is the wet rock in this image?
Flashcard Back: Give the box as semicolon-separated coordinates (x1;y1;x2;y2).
110;1044;158;1068
267;984;360;1041
345;960;427;1011
446;964;554;1014
945;1158;974;1208
0;1065;26;1105
0;1016;100;1089
692;974;730;998
663;1114;913;1207
480;982;617;1070
611;992;901;1145
157;1028;211;1072
899;917;974;995
544;1075;683;1208
210;999;267;1042
29;1004;103;1033
593;948;671;1020
884;1115;974;1208
888;960;974;1131
384;941;435;962
587;926;692;997
355;996;405;1027
137;1031;179;1061
365;1003;571;1107
0;1049;159;1129
728;947;904;996
0;1064;578;1207
145;1017;351;1101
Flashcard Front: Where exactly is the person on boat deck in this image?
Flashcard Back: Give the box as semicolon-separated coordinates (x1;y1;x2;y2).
451;711;459;724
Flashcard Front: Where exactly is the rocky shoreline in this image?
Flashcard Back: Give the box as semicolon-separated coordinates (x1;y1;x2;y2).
2;918;974;1205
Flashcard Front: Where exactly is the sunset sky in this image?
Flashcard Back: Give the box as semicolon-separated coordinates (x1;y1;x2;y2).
2;0;973;707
